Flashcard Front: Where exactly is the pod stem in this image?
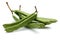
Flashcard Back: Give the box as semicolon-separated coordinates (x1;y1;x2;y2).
6;2;13;14
35;6;38;13
19;5;21;10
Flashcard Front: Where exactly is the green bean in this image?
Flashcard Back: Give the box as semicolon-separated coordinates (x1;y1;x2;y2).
3;12;34;28
12;10;46;29
3;12;37;32
3;12;36;28
4;2;57;32
21;15;57;24
13;10;57;25
37;17;57;23
12;14;46;29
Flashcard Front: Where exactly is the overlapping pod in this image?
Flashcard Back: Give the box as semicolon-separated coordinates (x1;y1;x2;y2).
12;14;45;29
3;2;57;32
3;12;37;32
13;10;57;25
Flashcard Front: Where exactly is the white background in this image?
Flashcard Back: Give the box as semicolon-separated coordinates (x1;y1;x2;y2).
0;0;60;40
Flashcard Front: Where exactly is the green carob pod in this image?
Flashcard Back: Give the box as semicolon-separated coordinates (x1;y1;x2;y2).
3;12;37;32
13;10;57;25
12;14;45;29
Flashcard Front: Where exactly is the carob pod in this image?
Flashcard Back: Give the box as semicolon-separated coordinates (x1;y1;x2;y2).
37;17;57;23
5;2;44;29
12;14;45;29
3;12;36;28
13;10;57;25
6;2;57;25
3;11;37;32
13;7;46;28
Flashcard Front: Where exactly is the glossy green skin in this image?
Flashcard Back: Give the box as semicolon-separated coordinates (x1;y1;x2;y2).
26;22;45;29
12;14;45;29
3;12;37;32
13;10;57;25
13;10;46;28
